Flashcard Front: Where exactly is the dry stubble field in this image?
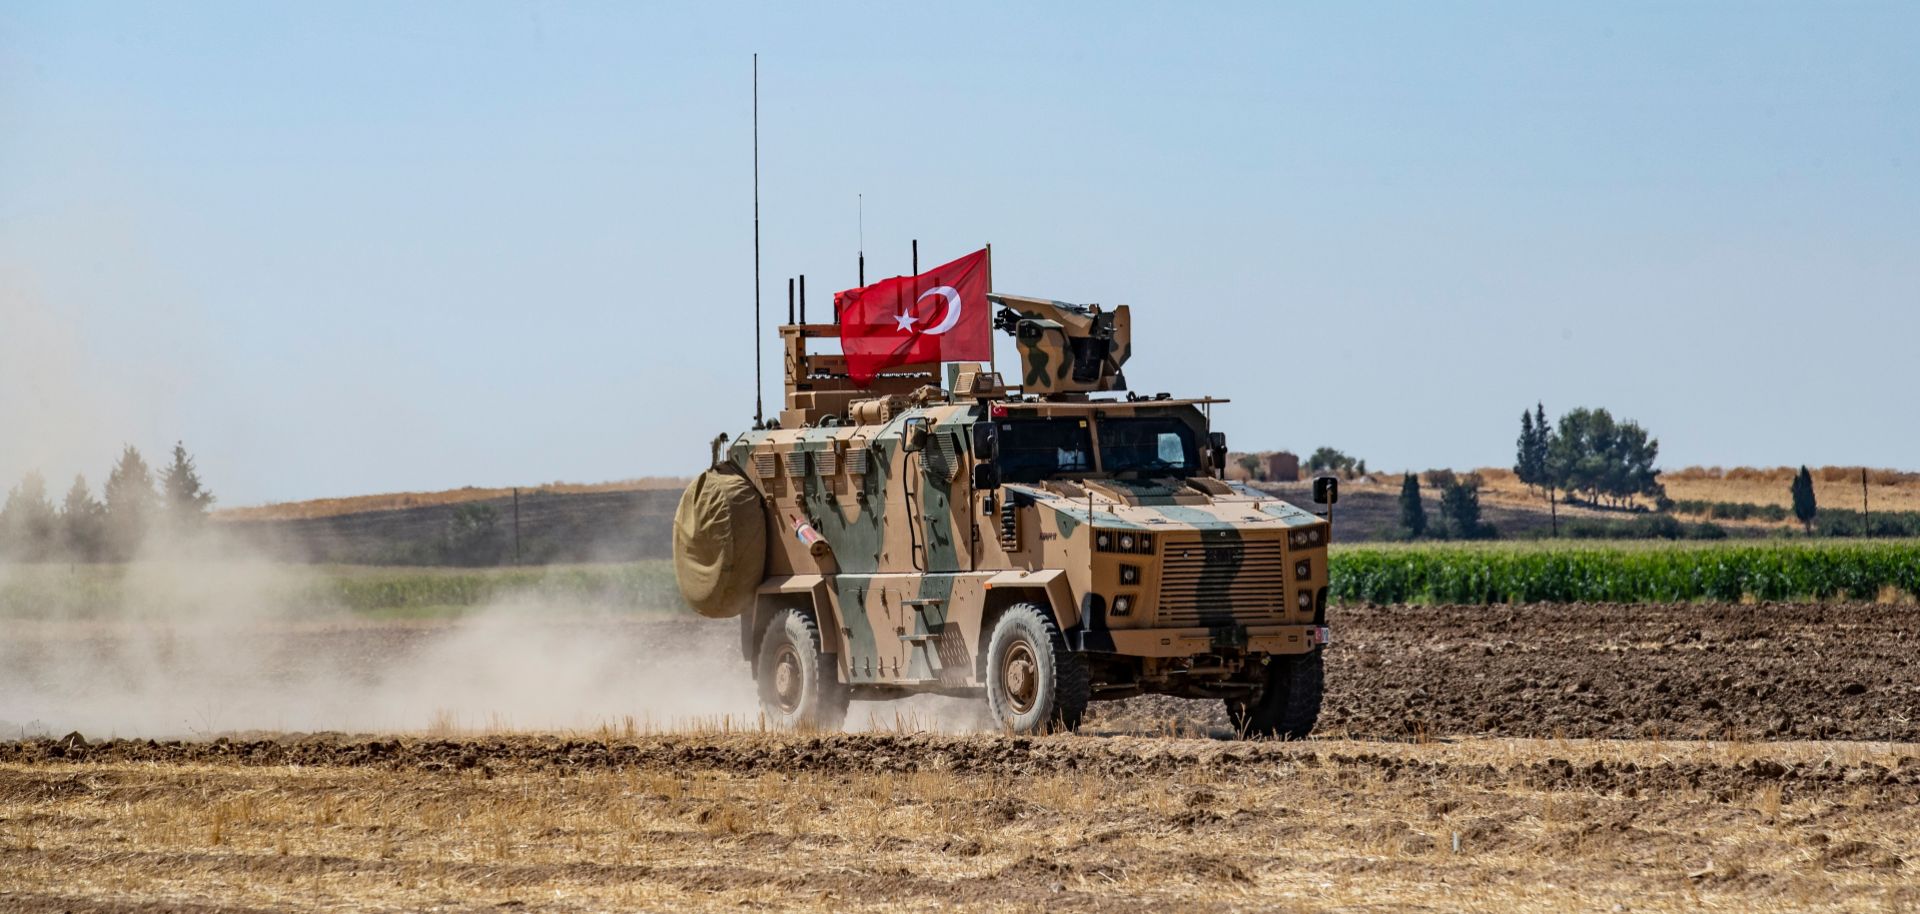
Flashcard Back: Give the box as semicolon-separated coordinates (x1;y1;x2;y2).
4;599;1919;912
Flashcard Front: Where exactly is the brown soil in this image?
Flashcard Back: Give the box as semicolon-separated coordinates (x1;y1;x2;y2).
1104;600;1920;742
5;601;1913;743
6;597;1919;912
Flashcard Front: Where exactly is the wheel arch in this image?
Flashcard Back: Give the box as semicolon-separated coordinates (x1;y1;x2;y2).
976;576;1077;683
743;578;843;676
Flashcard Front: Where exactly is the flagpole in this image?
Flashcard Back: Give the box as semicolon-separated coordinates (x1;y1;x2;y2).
751;53;763;428
986;242;996;381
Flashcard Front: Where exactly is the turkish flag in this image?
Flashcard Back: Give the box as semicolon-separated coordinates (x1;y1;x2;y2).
835;248;991;387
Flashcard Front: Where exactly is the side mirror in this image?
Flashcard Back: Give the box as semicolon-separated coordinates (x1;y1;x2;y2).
1207;431;1228;477
971;421;999;460
1312;476;1340;506
901;417;930;453
971;463;1001;490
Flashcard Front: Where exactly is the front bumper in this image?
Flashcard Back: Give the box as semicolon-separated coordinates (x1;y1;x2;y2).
1072;624;1331;657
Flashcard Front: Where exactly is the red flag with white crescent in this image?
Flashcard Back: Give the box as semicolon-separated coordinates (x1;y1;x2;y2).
834;248;991;387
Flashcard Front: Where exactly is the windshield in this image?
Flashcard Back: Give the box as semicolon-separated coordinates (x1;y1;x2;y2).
992;416;1202;481
1100;417;1201;476
995;418;1094;483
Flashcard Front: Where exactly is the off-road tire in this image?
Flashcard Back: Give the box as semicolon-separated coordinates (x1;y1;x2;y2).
984;603;1090;734
1226;648;1323;740
755;608;848;731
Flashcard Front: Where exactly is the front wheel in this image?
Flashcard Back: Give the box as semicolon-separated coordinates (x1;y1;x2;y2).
755;608;848;730
984;604;1089;734
1225;649;1323;740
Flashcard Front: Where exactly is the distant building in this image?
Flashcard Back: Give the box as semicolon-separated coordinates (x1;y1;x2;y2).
1266;451;1300;482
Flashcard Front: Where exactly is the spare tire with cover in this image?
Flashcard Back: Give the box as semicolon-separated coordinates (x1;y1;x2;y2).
672;468;766;619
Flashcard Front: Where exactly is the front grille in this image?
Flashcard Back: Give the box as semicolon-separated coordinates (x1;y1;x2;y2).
1155;536;1288;626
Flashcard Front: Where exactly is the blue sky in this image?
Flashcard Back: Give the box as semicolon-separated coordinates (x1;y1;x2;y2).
3;2;1915;506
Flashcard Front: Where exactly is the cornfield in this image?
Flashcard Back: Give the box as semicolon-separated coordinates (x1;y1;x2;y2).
1329;540;1920;605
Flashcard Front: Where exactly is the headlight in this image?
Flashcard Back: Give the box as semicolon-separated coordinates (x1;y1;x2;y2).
1112;595;1134;616
1297;591;1312;609
1095;530;1155;554
1295;560;1311;581
1119;564;1140;586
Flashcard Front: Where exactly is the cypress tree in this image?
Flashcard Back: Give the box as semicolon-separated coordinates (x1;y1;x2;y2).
1399;473;1427;538
1790;466;1818;533
1515;409;1536;492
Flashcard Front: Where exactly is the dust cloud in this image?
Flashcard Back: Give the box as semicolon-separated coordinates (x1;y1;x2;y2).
0;547;761;739
0;269;768;739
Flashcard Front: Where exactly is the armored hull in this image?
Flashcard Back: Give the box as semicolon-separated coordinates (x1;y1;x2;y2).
677;293;1334;736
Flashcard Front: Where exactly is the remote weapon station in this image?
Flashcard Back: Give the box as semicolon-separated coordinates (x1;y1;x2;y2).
673;283;1338;736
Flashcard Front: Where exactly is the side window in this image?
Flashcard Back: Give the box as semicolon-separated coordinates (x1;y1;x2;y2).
1157;432;1185;466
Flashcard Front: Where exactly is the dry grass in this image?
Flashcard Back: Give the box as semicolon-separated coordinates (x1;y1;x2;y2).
214;477;690;522
3;735;1916;912
1662;466;1920;515
1341;465;1920;526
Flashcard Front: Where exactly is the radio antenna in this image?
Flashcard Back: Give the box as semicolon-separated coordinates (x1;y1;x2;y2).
751;53;764;428
857;193;865;287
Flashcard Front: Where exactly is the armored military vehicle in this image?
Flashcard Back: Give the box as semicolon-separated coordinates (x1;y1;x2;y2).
673;292;1336;737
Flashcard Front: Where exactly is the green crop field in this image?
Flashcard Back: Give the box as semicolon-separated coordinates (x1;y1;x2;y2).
0;560;685;619
1328;539;1920;605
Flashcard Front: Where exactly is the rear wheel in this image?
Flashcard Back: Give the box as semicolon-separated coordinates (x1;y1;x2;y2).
755;608;848;730
1225;649;1323;740
984;604;1089;734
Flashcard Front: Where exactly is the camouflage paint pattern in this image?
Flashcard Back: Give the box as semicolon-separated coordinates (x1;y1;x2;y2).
722;303;1329;699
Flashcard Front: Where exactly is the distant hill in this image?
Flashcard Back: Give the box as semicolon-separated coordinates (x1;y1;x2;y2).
215;477;688;522
216;484;688;565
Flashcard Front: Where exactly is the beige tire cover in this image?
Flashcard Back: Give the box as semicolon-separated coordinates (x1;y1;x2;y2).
672;469;767;618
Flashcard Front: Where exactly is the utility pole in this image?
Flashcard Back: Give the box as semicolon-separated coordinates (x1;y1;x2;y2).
1863;468;1870;536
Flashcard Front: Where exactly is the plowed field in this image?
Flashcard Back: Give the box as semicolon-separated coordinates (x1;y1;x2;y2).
3;599;1916;912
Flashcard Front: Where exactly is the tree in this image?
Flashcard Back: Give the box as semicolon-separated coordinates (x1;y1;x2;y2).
1515;408;1537;492
0;471;58;560
1398;473;1427;538
1515;402;1550;495
1234;454;1263;481
1543;406;1661;508
104;445;158;558
1307;447;1359;477
60;475;106;561
161;441;216;531
1440;476;1493;540
1790;465;1817;533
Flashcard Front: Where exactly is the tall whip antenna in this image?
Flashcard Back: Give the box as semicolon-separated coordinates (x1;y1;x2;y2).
857;193;865;287
751;54;763;427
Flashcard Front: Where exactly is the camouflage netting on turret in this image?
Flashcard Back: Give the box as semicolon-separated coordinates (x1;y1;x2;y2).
672;469;766;619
